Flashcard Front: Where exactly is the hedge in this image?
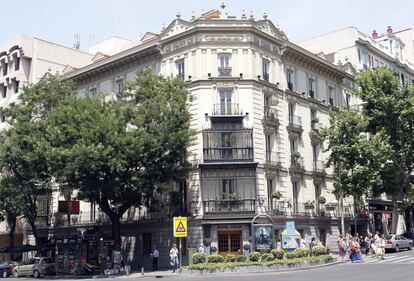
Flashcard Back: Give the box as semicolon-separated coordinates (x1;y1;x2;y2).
225;254;236;262
261;253;275;262
249;252;261;262
294;248;310;258
192;253;206;264
235;255;247;262
271;249;285;260
286;252;298;259
312;245;328;256
207;254;225;263
184;255;334;272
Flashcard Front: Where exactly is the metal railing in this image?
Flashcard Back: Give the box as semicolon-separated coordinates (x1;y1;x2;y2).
313;160;326;173
291;155;304;168
203;199;255;213
271;201;354;218
309;90;315;98
263;73;269;81
311;121;320;132
263;106;279;123
203;147;254;162
288;115;302;129
218;67;232;77
212;103;241;116
287;81;293;91
265;151;282;166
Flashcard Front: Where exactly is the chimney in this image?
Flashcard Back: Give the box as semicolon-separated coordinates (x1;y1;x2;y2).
372;30;378;39
387;26;393;34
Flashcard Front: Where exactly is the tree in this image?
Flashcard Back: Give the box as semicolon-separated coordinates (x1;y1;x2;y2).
0;176;23;259
356;67;414;233
47;69;195;249
321;107;390;234
0;75;76;246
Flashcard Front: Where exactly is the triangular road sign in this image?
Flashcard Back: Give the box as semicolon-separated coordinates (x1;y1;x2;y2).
176;221;186;233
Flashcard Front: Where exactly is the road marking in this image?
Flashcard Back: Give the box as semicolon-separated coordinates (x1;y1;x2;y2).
377;255;410;263
399;257;414;263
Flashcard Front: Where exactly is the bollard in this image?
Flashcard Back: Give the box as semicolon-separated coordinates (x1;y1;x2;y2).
141;267;144;276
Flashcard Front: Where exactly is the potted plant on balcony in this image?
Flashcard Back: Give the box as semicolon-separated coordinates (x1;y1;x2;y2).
228;193;241;209
292;151;301;159
318;196;327;205
271;190;282;200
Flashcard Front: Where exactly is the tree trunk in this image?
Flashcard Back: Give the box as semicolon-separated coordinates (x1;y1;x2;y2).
6;214;16;260
110;215;122;250
28;219;41;247
391;195;399;234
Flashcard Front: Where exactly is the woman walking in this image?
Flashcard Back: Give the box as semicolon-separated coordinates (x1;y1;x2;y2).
169;244;179;273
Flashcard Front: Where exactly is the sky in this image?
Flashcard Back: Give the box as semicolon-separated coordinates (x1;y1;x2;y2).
2;0;413;52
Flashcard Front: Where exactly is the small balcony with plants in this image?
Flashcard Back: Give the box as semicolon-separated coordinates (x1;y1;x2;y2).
289;153;305;174
203;193;256;215
309;119;323;144
287;115;303;138
262;106;280;128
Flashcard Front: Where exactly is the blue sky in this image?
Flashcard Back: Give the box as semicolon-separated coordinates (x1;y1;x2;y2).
3;0;412;51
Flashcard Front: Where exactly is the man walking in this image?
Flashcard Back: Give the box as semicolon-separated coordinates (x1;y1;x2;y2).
150;247;159;271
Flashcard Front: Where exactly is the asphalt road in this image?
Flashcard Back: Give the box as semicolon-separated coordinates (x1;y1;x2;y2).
5;249;414;281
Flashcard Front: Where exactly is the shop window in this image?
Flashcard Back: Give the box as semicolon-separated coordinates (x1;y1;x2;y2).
218;230;242;254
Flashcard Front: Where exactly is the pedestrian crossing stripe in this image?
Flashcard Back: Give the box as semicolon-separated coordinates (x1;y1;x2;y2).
362;254;414;264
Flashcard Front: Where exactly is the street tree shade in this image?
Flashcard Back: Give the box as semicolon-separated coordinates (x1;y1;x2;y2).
356;67;414;234
0;75;75;247
47;69;196;249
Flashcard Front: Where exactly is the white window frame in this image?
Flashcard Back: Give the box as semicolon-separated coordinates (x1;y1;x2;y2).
218;53;231;68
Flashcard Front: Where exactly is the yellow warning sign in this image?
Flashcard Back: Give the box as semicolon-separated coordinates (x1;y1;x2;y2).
173;217;187;237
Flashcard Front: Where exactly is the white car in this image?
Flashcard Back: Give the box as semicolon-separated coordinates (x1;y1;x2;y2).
384;235;413;252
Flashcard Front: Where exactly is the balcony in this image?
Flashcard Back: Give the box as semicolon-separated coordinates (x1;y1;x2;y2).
329;97;334;106
203;199;256;214
313;160;326;174
218;67;232;77
264;151;282;171
309;122;322;144
287;115;303;138
262;106;280;128
272;201;288;216
203;148;253;162
290;155;305;174
263;73;269;82
292;202;316;217
287;81;293;91
212;103;241;116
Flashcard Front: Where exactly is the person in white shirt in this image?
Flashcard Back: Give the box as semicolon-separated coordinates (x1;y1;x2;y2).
150;247;159;271
198;243;205;253
169;244;179;273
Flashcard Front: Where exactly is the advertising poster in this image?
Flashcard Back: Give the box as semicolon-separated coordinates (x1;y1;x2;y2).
253;224;274;252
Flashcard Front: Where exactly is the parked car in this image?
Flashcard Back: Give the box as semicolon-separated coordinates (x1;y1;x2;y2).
13;257;55;278
0;261;18;278
384;234;413;252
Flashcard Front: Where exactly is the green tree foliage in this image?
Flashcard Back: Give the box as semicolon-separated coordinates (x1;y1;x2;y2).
322;108;390;200
0;75;76;246
356;66;414;233
47;69;195;249
0;176;23;258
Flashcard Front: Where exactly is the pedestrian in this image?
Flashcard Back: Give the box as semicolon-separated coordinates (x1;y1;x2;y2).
169;244;179;273
376;234;385;260
337;235;346;262
198;243;205;253
150;247;159;271
300;237;307;249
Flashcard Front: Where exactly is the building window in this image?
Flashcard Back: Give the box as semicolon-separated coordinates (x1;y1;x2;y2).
142;233;152;255
357;48;361;62
262;59;269;81
12;79;19;94
12;53;20;71
88;87;97;97
221;179;235;195
292;182;300;213
267;179;273;208
345;93;351;108
218;89;233;115
218;53;231;76
328;86;334;105
308;77;315;98
1;60;7;76
287;70;294;90
115;78;124;95
1;85;6;98
1;114;5;123
176;60;185;79
218;231;242;254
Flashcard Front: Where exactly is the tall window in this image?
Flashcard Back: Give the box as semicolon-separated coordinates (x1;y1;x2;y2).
328;86;334;105
115;78;123;95
1;60;7;76
176;60;185;78
222;179;235;195
1;85;6;98
219;89;233;115
288;103;295;123
267;179;273;208
142;233;152;255
13;53;20;71
218;54;231;68
345;94;351;108
12;79;19;94
287;70;294;90
308;77;315;97
262;60;269;81
292;182;299;213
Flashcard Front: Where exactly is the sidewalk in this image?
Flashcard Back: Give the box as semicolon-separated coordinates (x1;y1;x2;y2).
118;270;181;279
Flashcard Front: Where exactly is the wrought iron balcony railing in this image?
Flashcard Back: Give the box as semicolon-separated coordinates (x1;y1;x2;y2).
203;147;253;162
212;103;241;116
218;67;232;77
203;199;255;214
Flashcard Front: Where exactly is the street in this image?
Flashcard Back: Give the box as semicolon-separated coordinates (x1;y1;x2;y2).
4;249;413;281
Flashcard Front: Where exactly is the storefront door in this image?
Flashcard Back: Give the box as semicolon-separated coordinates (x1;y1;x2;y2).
218;230;242;255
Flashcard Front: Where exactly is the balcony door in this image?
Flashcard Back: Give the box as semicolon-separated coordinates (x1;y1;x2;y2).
292;182;300;214
219;90;232;115
218;230;242;255
222;179;236;196
315;184;322;214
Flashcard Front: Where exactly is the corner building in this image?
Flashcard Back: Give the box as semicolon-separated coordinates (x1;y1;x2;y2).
61;6;355;268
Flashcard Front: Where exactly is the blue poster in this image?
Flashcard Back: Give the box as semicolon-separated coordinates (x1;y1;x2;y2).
286;221;295;235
